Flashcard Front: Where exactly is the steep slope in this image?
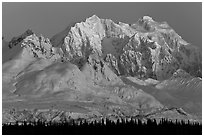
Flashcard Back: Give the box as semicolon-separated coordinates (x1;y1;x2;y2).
12;62;92;98
51;15;201;80
50;21;77;48
81;53;124;86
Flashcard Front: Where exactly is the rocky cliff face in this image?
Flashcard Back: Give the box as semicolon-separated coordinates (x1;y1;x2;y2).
51;15;201;80
81;54;124;86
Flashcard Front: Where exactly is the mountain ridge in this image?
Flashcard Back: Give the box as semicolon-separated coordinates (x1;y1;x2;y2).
50;15;201;80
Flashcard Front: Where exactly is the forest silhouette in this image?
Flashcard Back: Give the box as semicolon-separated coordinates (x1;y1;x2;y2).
3;118;201;135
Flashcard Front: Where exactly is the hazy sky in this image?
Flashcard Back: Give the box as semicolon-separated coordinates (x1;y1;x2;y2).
2;2;202;47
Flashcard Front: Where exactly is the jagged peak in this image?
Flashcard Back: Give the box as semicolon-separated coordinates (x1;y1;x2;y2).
142;16;154;22
134;16;157;31
20;33;61;60
8;29;34;48
24;29;34;36
86;14;101;23
22;33;52;48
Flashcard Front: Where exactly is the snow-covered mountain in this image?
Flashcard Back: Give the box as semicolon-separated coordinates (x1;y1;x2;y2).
2;15;202;124
51;15;201;80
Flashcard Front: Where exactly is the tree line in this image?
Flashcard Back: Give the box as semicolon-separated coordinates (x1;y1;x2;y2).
2;118;201;135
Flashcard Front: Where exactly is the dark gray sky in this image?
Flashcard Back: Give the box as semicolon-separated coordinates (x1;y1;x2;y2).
2;2;202;47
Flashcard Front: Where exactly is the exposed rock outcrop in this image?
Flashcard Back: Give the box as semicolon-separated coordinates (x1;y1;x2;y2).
8;29;34;48
81;54;123;86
